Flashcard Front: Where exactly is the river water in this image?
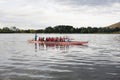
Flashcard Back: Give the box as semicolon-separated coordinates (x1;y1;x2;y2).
0;34;120;80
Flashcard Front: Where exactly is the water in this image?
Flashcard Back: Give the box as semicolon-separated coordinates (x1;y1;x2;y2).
0;34;120;80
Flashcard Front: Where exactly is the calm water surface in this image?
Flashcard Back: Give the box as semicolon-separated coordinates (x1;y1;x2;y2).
0;34;120;80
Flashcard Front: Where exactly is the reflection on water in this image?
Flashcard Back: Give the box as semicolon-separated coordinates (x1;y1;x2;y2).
0;34;120;80
34;43;70;52
35;43;37;52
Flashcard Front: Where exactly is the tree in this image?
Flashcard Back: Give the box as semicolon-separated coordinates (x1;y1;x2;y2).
53;25;74;33
2;27;13;33
44;26;54;33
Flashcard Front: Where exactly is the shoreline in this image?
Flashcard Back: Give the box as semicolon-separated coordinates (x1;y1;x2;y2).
0;33;120;34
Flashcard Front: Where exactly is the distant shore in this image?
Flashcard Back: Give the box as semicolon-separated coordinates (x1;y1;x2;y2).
0;25;120;34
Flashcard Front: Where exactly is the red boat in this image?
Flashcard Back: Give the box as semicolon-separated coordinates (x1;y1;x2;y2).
28;40;88;45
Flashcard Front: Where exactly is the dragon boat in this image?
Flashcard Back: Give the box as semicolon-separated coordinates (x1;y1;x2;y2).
28;40;88;45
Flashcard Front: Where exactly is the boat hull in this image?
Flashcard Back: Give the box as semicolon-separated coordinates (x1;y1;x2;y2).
28;40;88;45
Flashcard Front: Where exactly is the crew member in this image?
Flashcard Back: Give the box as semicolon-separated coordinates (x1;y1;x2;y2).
35;33;38;41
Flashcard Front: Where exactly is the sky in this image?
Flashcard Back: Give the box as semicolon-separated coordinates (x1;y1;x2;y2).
0;0;120;29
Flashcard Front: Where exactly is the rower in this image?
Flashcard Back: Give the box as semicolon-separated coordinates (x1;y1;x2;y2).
38;37;41;41
64;37;70;42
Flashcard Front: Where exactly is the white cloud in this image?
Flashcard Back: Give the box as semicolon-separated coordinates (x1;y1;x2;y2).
0;0;120;29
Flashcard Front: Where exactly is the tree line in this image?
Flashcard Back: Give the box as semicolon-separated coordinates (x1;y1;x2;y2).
0;25;120;33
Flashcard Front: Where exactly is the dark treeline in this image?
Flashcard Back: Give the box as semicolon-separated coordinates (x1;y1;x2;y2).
0;25;120;33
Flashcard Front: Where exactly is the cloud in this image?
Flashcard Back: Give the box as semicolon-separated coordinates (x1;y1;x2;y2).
0;0;120;29
55;0;120;6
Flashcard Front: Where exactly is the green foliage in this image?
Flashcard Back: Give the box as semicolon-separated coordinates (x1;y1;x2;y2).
53;25;74;33
2;27;14;33
0;25;120;33
36;29;44;33
44;26;54;33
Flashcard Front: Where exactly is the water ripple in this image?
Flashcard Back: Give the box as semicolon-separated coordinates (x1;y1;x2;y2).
0;34;120;80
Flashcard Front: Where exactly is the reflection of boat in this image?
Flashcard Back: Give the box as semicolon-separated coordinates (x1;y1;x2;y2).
28;40;88;45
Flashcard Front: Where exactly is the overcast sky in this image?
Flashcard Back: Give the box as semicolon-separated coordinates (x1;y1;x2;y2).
0;0;120;29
